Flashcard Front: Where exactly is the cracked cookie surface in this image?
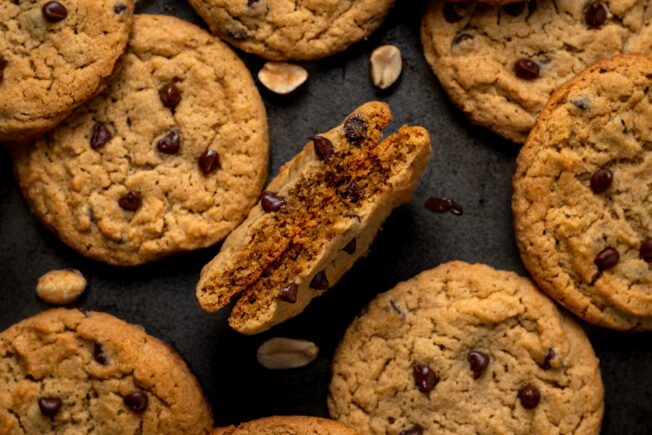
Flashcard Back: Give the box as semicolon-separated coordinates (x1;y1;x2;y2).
328;262;604;435
421;0;652;143
0;0;134;145
187;0;395;60
0;309;213;434
213;415;358;434
13;14;269;266
512;54;652;330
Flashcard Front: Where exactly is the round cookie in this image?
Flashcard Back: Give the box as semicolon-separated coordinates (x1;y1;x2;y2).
187;0;396;60
328;262;604;435
0;0;134;146
0;309;213;434
13;14;269;266
512;54;652;330
421;0;652;143
213;416;358;434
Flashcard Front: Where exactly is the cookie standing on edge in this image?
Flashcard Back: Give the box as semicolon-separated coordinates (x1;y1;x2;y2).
0;309;213;434
513;54;652;330
328;262;604;435
197;102;432;334
187;0;396;60
13;14;269;266
213;416;358;434
0;0;134;146
421;0;652;143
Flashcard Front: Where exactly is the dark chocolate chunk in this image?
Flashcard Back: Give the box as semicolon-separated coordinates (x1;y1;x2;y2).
123;392;148;413
309;136;334;163
443;2;463;23
342;238;356;254
114;3;128;13
278;283;298;303
452;33;473;46
42;2;67;22
399;425;423;435
93;343;108;365
90;123;112;149
504;2;526;16
159;83;181;109
518;384;541;409
585;1;607;28
310;270;329;290
261;191;287;213
468;351;489;379
590;168;612;194
344;115;367;143
157;129;181;154
594;247;619;270
118;192;142;212
514;59;540;80
540;348;555;370
198;150;221;174
38;398;62;417
346;180;362;201
413;364;438;393
0;57;6;82
640;238;652;262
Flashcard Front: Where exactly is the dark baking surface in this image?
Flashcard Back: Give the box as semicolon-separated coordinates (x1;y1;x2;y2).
1;1;650;433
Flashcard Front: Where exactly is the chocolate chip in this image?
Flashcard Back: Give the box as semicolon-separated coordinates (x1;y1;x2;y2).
443;2;463;23
590;168;612;194
413;364;438;393
468;351;489;379
93;343;108;365
342;238;356;254
514;59;540;80
157;129;180;154
261;191;287;213
344;213;362;222
90;123;112;149
399;426;423;435
504;2;526;16
585;1;607;28
518;384;540;409
227;26;248;41
38;398;62;417
452;33;473;46
123;392;148;413
114;3;128;13
309;136;334;163
539;348;555;370
0;57;6;83
118;192;142;212
247;0;261;6
344;115;367;143
571;97;591;111
425;197;463;216
640;238;652;262
449;201;464;216
198;150;221;174
278;283;298;303
310;270;329;290
159;83;181;109
595;247;619;270
346;180;362;201
42;2;67;22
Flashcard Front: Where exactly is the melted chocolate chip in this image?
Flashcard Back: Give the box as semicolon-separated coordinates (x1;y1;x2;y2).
595;247;619;270
118;192;142;212
278;282;298;303
504;2;526;16
590;168;612;194
514;59;540;80
261;191;287;213
159;83;181;109
425;197;463;216
399;425;423;435
123;392;148;413
42;2;67;22
452;33;473;46
309;136;334;163
468;351;489;379
157;129;181;154
640;238;652;262
443;2;463;23
413;364;438;393
0;57;6;82
540;348;555;370
344;115;367;143
310;270;329;290
93;343;108;365
198;150;221;174
38;398;62;417
585;1;607;28
114;3;128;13
90;123;112;149
346;180;362;201
342;238;356;254
518;384;540;409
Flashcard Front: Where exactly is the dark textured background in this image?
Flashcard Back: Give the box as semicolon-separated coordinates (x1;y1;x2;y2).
1;1;650;433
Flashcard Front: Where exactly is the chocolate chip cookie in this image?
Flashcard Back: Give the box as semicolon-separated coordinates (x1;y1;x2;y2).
0;0;134;146
328;262;604;434
197;102;432;334
0;309;213;434
187;0;396;60
13;14;269;266
513;54;652;330
421;0;652;143
213;416;358;434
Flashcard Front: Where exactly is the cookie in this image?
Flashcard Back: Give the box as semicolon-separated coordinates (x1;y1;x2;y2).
0;308;213;434
0;0;134;146
328;262;604;435
421;0;652;143
186;0;396;60
197;102;432;334
213;416;358;434
13;14;269;266
512;54;652;330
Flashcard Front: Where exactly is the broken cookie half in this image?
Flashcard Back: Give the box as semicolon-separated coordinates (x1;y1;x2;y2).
196;102;432;334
